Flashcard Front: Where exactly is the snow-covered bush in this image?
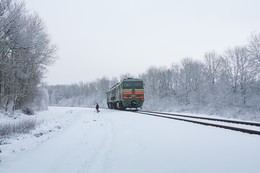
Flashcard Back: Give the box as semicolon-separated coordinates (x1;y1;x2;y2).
0;119;37;139
22;107;35;115
30;87;50;111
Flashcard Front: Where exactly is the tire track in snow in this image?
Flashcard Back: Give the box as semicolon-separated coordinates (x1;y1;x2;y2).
78;113;115;173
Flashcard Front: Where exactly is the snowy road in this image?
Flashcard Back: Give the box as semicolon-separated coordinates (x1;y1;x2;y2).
1;107;260;173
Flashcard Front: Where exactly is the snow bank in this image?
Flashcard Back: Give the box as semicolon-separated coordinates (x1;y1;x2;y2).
1;107;260;173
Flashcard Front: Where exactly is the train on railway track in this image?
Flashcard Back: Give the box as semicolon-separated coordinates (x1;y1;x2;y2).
106;78;144;110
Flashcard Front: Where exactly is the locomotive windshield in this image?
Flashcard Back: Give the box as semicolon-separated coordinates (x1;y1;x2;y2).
122;81;143;89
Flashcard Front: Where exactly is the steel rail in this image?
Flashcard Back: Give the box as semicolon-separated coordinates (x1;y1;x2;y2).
136;111;260;136
141;111;260;127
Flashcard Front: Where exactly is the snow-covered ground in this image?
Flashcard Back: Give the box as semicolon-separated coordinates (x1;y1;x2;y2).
1;107;260;173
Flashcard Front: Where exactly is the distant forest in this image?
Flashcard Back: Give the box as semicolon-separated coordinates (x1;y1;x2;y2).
48;33;260;120
0;1;259;120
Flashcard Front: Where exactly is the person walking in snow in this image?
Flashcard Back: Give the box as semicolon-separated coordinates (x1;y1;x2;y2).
96;103;100;113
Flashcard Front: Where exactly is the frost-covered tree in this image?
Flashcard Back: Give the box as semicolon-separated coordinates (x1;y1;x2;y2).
0;0;56;113
177;58;205;105
248;33;260;80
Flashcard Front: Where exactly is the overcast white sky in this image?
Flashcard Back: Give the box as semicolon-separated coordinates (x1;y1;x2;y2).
25;0;260;85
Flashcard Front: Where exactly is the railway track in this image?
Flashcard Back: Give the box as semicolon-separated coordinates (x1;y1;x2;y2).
135;111;260;136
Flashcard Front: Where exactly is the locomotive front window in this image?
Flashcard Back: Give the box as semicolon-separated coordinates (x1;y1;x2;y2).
122;81;143;89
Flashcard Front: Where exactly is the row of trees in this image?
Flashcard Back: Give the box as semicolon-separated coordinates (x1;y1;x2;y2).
142;34;260;118
0;0;56;113
47;34;260;119
48;77;111;107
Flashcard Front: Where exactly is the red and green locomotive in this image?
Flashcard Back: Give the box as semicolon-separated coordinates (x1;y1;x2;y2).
106;78;144;110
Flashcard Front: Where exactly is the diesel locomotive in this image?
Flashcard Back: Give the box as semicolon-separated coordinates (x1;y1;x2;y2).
106;78;144;110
